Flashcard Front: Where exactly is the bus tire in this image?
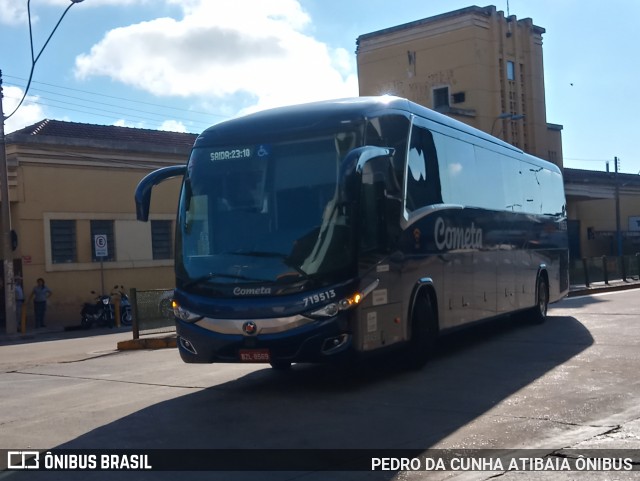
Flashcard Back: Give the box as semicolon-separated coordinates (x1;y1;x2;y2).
528;275;549;324
405;292;438;369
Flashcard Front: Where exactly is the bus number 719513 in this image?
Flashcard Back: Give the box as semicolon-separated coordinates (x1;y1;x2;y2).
303;290;336;307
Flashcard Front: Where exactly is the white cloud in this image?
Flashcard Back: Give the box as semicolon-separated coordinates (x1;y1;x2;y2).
74;0;358;115
113;119;138;128
113;119;160;131
0;0;29;25
113;118;186;132
3;86;46;133
158;120;187;132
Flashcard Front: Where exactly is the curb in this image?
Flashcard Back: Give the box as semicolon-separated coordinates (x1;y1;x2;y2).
117;335;177;351
568;282;640;298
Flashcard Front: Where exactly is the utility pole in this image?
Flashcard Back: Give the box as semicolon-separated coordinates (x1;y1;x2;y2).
614;156;623;258
0;72;17;334
2;0;85;335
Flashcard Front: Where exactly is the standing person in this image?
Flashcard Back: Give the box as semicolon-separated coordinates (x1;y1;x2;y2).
29;278;52;328
15;277;24;331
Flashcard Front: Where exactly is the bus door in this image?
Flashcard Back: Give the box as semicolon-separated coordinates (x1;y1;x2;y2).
354;151;404;352
356;263;404;352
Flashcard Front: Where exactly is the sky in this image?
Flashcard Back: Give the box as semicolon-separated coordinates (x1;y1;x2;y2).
0;0;638;174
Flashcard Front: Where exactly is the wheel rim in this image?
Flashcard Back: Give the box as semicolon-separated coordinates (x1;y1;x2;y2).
538;280;548;317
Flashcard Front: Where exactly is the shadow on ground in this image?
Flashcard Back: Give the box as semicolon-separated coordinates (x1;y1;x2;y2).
12;314;593;481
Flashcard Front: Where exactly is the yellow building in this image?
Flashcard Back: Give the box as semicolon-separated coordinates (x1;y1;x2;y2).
3;120;194;329
356;4;640;266
356;5;563;166
564;168;640;260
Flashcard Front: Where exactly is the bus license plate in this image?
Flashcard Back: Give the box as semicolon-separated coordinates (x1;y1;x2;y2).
239;349;270;362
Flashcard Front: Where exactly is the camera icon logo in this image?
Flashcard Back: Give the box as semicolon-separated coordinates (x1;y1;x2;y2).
7;451;39;469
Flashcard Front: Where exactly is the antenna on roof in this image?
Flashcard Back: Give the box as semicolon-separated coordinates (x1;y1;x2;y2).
505;0;513;38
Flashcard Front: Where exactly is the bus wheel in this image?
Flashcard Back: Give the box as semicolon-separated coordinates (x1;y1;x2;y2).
529;275;549;324
405;293;437;369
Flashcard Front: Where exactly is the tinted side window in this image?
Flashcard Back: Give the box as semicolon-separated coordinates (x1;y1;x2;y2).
406;126;442;212
473;146;508;211
366;114;410;195
502;156;522;212
432;133;477;207
520;162;542;214
536;167;566;216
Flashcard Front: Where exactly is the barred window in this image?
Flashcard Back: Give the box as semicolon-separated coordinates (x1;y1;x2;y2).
151;220;173;260
91;220;115;261
50;220;77;264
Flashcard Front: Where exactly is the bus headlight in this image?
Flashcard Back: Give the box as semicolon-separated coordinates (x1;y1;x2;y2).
172;300;202;323
310;295;357;318
309;280;378;318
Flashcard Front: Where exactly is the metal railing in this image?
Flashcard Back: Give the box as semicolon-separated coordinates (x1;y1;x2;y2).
130;288;175;339
570;254;640;287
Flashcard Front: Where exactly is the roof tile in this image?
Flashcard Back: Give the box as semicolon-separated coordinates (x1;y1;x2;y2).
9;119;197;148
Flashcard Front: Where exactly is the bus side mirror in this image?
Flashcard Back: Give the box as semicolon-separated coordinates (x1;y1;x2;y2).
135;165;186;221
339;146;395;204
340;146;397;253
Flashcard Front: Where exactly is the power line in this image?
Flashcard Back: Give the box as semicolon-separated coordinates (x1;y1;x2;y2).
3;89;213;131
5;0;78;120
21;85;215;121
4;93;212;132
3;74;230;129
563;157;613;162
5;74;226;118
4;94;213;132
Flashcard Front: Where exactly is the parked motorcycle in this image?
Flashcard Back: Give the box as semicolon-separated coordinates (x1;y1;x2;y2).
112;285;132;326
81;291;114;329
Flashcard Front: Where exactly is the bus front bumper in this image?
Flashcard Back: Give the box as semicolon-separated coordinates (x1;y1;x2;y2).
175;315;353;365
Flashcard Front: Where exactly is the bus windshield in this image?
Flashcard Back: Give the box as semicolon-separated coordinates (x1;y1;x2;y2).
176;131;361;293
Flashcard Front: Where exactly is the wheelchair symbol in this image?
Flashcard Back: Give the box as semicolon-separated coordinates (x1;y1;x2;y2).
257;145;270;157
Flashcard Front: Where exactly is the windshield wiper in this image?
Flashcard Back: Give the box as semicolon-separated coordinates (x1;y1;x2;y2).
182;272;271;289
229;250;312;281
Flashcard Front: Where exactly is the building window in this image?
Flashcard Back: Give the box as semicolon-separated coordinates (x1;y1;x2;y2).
91;220;115;261
507;61;515;81
452;92;466;104
432;86;450;111
151;220;173;260
50;220;77;264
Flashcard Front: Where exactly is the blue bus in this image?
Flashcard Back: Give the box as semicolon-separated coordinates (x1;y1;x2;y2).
135;96;568;369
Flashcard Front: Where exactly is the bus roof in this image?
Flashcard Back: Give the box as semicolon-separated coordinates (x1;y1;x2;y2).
195;96;559;173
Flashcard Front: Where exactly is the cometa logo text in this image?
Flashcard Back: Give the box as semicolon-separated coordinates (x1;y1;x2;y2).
233;286;272;296
434;217;483;251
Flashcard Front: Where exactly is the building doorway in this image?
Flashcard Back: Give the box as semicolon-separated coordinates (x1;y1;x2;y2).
0;259;23;329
